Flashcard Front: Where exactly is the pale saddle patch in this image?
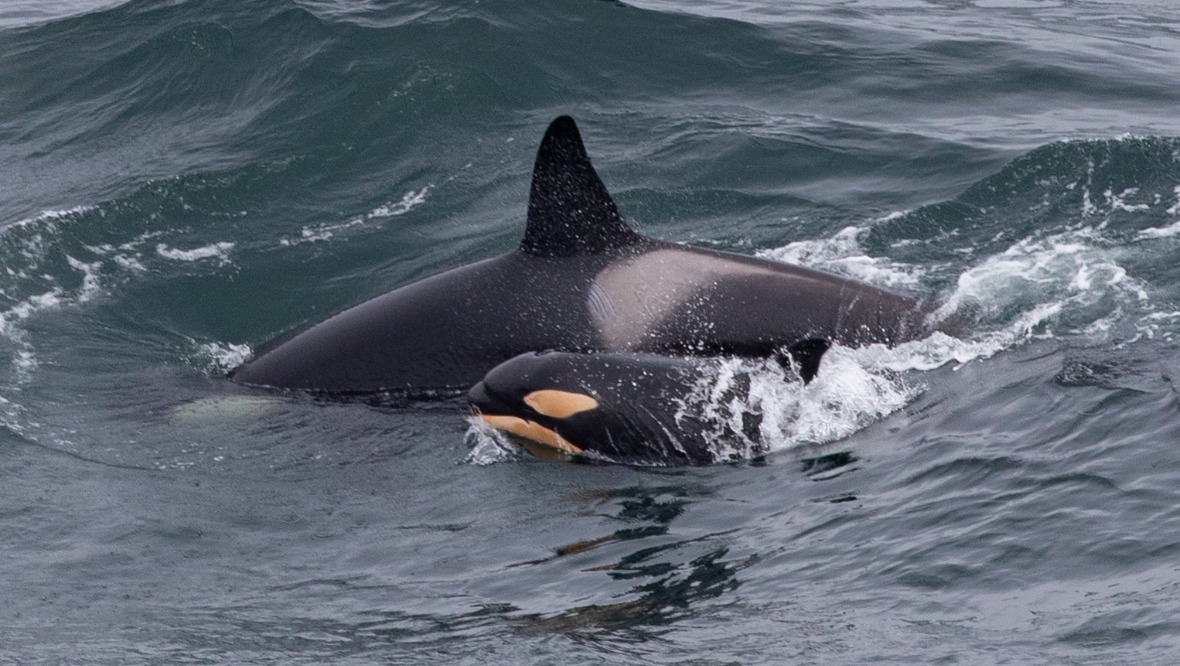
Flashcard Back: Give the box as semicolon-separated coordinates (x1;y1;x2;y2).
588;249;782;350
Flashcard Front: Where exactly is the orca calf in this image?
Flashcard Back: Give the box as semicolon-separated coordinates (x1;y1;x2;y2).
470;352;736;464
469;344;830;465
232;116;927;397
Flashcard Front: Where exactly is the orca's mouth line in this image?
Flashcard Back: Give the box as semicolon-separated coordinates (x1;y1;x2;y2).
476;414;584;455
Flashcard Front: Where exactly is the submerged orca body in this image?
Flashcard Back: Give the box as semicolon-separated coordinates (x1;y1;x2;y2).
232;116;926;401
470;346;828;465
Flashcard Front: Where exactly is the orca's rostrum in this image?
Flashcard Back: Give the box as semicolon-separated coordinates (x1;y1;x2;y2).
232;116;927;400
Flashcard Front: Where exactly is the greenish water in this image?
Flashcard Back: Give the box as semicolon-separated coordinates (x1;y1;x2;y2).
4;0;1180;662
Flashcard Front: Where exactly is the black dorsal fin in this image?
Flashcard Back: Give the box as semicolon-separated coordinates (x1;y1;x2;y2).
521;116;640;257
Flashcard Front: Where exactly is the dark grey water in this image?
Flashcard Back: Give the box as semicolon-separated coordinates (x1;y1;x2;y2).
4;0;1180;662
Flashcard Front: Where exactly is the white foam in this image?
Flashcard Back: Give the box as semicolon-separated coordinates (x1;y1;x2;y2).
113;254;147;271
780;347;914;446
932;226;1146;331
280;186;432;247
464;417;525;465
280;218;366;246
1;207;95;273
368;186;431;219
194;341;253;373
1081;187;1099;217
10;349;39;384
120;230;167;251
5;206;93;231
1136;221;1180;240
156;242;235;264
1139;311;1180;322
65;256;103;303
0;288;65;386
87;242;148;272
661;346;916;457
0;289;64;336
1130;310;1180;343
1105;188;1151;212
758;225;925;290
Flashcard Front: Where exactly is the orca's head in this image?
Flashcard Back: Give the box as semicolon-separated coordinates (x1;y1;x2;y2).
468;351;604;458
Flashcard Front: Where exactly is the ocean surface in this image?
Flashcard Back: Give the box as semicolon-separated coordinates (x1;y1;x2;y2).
4;0;1180;662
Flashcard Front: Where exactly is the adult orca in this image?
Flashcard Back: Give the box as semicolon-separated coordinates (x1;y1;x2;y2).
469;346;828;465
231;116;927;397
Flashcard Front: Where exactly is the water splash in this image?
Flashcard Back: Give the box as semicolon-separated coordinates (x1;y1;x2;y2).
758;225;926;291
189;341;253;374
464;417;525;465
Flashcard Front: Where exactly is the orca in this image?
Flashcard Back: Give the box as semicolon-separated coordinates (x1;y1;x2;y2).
469;346;828;465
231;116;927;397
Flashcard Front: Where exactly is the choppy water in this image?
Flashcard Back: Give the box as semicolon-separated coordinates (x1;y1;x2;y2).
4;0;1180;662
